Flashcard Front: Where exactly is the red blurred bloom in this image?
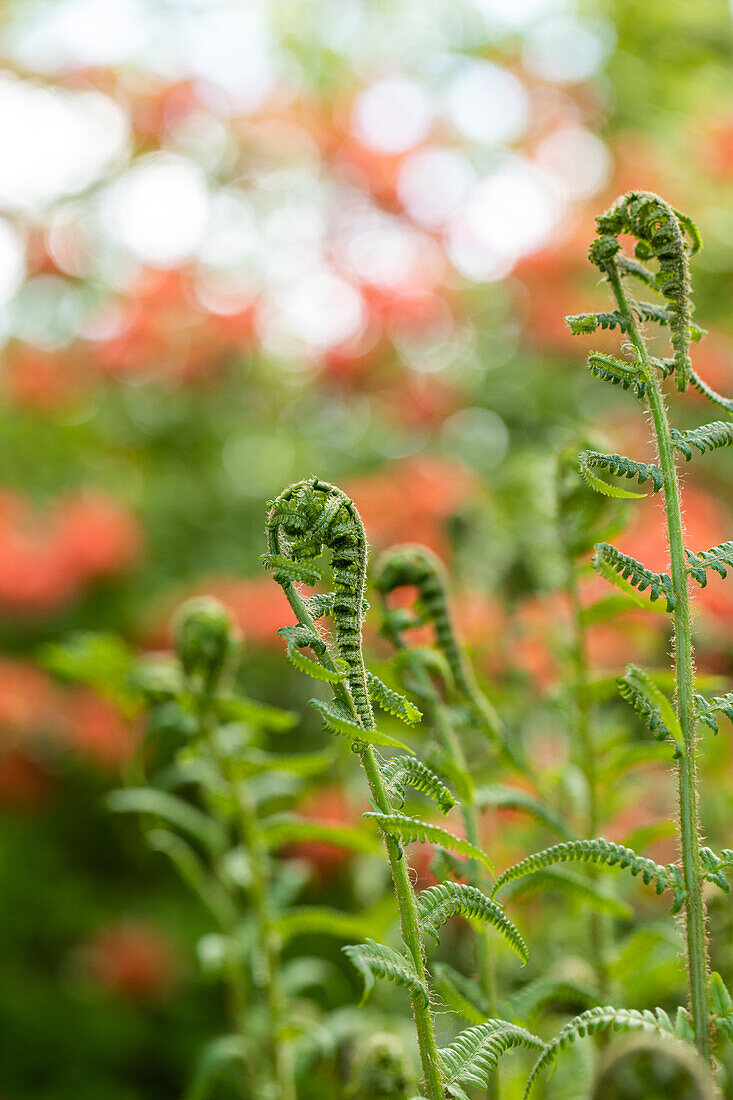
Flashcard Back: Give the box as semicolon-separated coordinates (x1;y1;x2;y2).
0;659;60;738
287;786;366;879
62;689;139;768
54;492;142;580
77;920;180;1001
0;749;55;810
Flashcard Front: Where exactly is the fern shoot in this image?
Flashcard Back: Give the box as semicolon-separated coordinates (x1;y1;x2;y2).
566;191;733;1070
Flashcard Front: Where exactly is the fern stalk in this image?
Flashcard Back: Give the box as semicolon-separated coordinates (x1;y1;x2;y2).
272;575;446;1099
604;260;711;1064
383;619;501;1100
197;692;295;1100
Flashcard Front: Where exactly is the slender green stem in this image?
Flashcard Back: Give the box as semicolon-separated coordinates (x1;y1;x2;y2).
280;582;446;1099
199;695;295;1100
607;264;712;1066
565;561;611;1000
387;623;499;1100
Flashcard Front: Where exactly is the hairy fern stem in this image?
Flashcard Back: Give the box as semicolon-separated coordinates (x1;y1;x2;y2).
266;530;445;1099
605;261;712;1066
381;609;501;1100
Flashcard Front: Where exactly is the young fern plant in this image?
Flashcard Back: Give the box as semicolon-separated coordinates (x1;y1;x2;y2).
373;544;518;1100
264;480;528;1100
564;190;733;1071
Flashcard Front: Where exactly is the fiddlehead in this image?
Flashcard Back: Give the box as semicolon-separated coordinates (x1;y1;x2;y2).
266;478;374;729
373;543;503;741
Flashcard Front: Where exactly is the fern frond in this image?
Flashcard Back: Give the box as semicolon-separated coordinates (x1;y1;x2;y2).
475;785;574;840
302;592;335;620
695;692;733;734
439;1022;543;1097
593;542;675;611
689;368;733;415
273;907;378;944
259;814;381;855
342;939;428;1006
617;254;656;285
365;812;495;874
503;976;599;1024
380;756;456;814
672;421;733;461
617;664;683;756
432;962;487;1024
492;839;686;913
278;625;348;683
567;310;628;335
523;1006;681;1098
106;788;227;854
579;450;663;499
685;541;733;586
261;553;322;586
366;671;422;724
416;882;527;961
306;698;411;751
585;351;646;398
500;867;633;920
234;746;334;777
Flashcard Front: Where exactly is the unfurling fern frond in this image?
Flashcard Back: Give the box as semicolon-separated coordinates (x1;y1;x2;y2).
307;698;411;751
578;450;663;499
302;592;335;620
593;542;675;611
278;625;348;683
261;553;322;587
695;692;733;734
380;756;456;814
259;814;381;855
342;939;428;1006
502;976;599;1025
366;671;422;724
617;664;683;757
432;962;487;1024
685;541;733;587
523;1006;683;1098
689;368;733;415
672;421;733;461
500;866;633;920
365;812;495;874
585;351;646;398
439;1022;543;1099
699;847;732;894
566;310;629;336
416;882;527;961
492;839;687;914
591;191;701;391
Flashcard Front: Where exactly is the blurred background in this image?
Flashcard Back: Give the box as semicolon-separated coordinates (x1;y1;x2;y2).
1;0;733;1097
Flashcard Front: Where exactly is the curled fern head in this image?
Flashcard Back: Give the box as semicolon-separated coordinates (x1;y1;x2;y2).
589;191;701;391
173;596;236;690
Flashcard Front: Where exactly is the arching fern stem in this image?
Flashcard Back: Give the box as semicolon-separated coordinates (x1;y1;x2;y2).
268;572;446;1099
381;607;502;1100
604;260;711;1064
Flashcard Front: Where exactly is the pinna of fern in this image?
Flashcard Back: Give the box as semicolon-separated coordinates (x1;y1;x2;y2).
565;190;733;1074
264;481;528;1100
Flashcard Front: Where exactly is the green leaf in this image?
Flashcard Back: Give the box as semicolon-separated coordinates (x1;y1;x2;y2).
523;1006;681;1098
689;368;733;415
492;839;684;913
214;694;296;732
475;785;574;840
147;828;238;928
439;1021;543;1097
617;664;684;756
307;698;412;751
695;692;733;734
273;907;379;944
593;542;675;611
106;787;227;854
259;814;381;855
416;882;527;961
40;631;136;707
585;351;647;398
261;553;322;586
579;594;646;628
432;962;487;1025
232;747;334;778
365;812;495;874
184;1035;249;1100
381;756;456;814
502;977;599;1025
342;939;428;1006
278;624;349;683
367;671;422;724
579;450;662;499
685;541;733;587
500;867;633;921
672;421;733;461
